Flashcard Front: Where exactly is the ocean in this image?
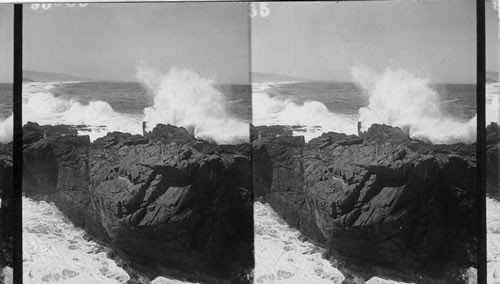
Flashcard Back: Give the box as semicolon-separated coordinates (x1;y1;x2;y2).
18;68;499;283
0;84;12;119
0;84;12;144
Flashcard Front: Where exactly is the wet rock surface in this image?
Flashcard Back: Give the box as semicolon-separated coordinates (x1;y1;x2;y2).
252;123;477;283
487;122;500;199
0;143;12;269
23;123;253;283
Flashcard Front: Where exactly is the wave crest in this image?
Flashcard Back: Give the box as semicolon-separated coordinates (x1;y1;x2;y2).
0;115;13;143
137;66;249;144
354;67;477;144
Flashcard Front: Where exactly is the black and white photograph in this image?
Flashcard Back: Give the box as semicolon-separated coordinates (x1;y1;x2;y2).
251;1;479;283
0;0;495;283
0;4;13;284
21;3;253;283
486;0;500;283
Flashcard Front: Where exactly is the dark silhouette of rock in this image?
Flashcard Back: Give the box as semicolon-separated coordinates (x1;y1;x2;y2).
309;132;363;149
93;132;148;148
23;124;253;283
487;122;500;199
149;124;195;144
23;121;78;144
253;124;476;283
0;143;12;268
250;125;293;141
361;123;410;144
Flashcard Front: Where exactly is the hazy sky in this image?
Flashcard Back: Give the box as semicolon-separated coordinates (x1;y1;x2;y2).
0;5;13;83
252;0;482;84
486;0;499;73
24;3;250;84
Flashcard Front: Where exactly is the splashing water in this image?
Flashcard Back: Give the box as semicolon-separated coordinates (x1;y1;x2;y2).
137;66;249;144
23;197;131;284
252;83;357;142
23;82;143;141
488;198;500;283
254;202;345;283
0;115;12;143
353;67;476;144
486;82;499;124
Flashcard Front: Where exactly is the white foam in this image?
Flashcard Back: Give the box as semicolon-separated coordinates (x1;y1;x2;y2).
254;202;345;283
487;82;500;124
2;266;12;284
353;67;477;144
22;82;143;142
23;197;131;284
0;114;13;143
151;276;199;284
137;66;249;144
488;198;500;283
252;83;357;142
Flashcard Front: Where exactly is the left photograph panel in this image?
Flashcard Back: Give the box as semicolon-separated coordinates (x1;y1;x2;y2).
0;4;13;284
22;3;253;283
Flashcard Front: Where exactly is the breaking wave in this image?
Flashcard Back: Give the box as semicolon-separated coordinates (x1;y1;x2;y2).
353;67;476;144
0;115;12;143
252;83;357;142
252;67;482;145
23;83;142;141
137;66;249;144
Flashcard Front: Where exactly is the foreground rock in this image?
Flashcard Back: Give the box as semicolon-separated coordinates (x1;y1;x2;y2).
0;143;12;269
23;122;253;283
487;122;500;199
252;124;477;283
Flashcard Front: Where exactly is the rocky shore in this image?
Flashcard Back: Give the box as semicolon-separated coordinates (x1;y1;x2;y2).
19;121;496;283
487;122;500;199
252;123;478;283
0;142;13;272
22;122;254;284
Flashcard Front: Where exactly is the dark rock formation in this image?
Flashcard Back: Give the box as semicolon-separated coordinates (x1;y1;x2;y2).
0;143;13;268
23;121;78;145
253;123;477;283
149;124;195;144
361;123;410;144
23;123;253;283
250;125;293;141
487;122;500;199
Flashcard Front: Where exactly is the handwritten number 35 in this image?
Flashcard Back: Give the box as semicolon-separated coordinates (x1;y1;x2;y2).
250;3;270;18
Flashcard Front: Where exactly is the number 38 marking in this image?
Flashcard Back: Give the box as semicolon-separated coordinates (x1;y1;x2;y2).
250;3;270;18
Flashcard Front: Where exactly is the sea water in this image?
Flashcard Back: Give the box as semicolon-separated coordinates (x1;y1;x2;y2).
16;67;498;283
23;198;130;284
252;67;489;284
0;84;12;144
21;68;249;283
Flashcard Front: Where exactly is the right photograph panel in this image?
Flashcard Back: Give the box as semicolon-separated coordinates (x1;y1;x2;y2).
251;1;478;283
486;0;500;283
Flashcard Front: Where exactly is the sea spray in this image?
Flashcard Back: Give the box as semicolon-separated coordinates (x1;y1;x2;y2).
488;198;500;283
137;66;249;144
252;83;357;142
254;202;345;283
353;66;476;144
0;115;12;143
487;82;500;124
23;197;130;284
23;83;143;141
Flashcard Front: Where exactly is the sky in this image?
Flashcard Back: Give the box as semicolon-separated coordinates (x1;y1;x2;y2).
252;0;483;84
0;1;498;84
23;3;250;84
486;0;499;74
0;5;13;83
